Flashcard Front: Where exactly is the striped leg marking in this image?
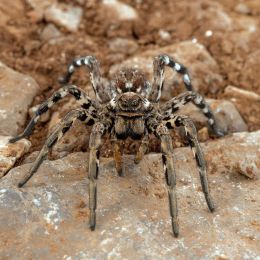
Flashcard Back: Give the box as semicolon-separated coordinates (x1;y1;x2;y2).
134;133;149;164
161;91;224;137
155;123;179;237
164;115;215;212
88;123;106;231
59;56;110;103
9;85;96;143
150;54;193;102
112;138;123;176
18;109;95;188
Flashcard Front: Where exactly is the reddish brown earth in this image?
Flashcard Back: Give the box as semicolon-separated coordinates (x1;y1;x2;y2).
0;0;259;157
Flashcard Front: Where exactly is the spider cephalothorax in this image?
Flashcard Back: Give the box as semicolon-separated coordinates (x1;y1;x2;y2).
9;54;223;237
111;68;151;97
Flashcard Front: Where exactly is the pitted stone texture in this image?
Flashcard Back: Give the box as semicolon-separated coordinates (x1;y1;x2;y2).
0;61;39;136
0;136;31;178
0;131;259;259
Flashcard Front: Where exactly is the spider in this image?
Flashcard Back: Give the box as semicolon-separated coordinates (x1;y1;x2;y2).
9;54;223;237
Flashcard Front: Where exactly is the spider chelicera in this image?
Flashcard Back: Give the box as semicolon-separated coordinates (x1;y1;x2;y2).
9;54;223;237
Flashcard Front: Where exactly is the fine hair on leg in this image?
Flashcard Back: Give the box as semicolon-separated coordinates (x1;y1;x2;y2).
18;109;96;187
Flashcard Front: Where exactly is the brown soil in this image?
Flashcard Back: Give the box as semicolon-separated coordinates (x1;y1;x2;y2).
0;0;259;157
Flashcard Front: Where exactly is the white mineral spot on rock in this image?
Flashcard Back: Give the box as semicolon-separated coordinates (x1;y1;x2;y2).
100;238;113;246
103;0;138;20
191;37;198;43
0;109;7;119
43;191;61;230
248;24;256;33
0;136;10;148
205;30;213;37
158;29;171;40
33;198;41;207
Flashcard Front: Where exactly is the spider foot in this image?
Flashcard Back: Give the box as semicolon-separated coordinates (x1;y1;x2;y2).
206;195;215;212
208;124;226;138
18;181;25;188
134;153;142;164
89;211;96;231
172;219;179;238
9;135;24;143
117;168;124;177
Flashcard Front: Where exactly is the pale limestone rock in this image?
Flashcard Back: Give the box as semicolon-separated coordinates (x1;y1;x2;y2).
103;0;138;20
40;23;62;41
108;38;138;55
0;131;259;258
45;3;83;32
26;0;56;11
0;61;39;136
0;136;31;178
178;99;248;134
224;85;260;102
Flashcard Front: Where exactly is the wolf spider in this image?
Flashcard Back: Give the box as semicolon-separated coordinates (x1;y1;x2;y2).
9;54;223;237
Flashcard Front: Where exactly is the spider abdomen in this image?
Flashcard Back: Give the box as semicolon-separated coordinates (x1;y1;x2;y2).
115;116;145;140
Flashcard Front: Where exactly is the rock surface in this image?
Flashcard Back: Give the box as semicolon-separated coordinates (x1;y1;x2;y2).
45;3;83;32
0;0;24;27
0;131;259;259
0;136;31;178
40;23;62;42
179;99;248;134
224;85;260;102
102;0;138;20
0;61;39;136
109;41;223;98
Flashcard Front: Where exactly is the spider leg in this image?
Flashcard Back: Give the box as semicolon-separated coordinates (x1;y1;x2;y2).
156;124;179;237
111;136;123;176
164;115;215;212
134;132;149;164
59;55;110;103
9;85;96;143
161;91;224;137
18;109;96;187
150;54;193;102
88;122;107;231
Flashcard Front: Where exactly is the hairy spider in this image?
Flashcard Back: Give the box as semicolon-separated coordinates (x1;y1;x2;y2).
9;54;223;237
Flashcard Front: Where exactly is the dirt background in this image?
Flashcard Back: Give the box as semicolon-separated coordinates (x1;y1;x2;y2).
0;0;259;156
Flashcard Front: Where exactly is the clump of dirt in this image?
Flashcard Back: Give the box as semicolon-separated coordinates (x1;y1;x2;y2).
0;0;259;158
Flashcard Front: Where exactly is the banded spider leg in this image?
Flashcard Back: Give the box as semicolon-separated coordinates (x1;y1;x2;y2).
17;108;96;187
9;85;97;143
163;114;215;212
